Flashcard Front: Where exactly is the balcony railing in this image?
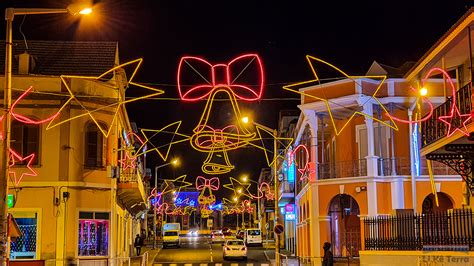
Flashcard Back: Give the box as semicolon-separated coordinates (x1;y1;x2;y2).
317;157;456;180
377;157;457;176
364;208;474;251
421;82;472;148
318;159;367;179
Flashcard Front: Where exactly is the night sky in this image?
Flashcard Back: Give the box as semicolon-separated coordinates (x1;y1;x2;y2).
0;0;472;198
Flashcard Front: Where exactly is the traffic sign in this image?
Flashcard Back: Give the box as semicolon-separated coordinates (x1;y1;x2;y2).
274;223;284;235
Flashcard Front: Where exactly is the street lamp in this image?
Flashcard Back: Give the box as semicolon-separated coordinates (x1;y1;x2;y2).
241;116;280;264
152;158;179;249
0;5;91;265
240;174;261;230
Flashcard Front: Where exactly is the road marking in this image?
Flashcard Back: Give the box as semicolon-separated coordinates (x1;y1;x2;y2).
154;264;162;266
231;264;239;266
215;264;223;266
261;264;269;266
200;264;208;266
169;264;177;266
184;264;193;266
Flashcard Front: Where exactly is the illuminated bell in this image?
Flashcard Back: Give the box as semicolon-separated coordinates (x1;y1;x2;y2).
201;144;234;175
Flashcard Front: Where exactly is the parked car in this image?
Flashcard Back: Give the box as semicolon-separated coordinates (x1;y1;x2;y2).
223;239;247;260
211;231;225;243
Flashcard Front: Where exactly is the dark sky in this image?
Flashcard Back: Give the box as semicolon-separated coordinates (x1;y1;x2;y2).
0;0;472;198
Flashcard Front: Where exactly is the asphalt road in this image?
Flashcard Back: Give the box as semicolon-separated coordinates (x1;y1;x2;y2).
153;236;269;265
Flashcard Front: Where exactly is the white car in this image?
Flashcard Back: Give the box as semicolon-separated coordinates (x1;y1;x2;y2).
211;231;225;243
223;239;247;260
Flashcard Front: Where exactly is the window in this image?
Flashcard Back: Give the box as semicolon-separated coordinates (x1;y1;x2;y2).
85;122;106;168
10;212;38;260
78;211;109;256
11;121;40;165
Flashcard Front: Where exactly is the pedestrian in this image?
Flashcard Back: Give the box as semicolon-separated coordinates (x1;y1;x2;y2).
322;242;333;266
134;234;143;256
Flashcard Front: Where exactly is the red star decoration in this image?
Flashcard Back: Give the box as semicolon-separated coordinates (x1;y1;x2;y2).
118;152;137;170
9;149;37;186
438;104;472;137
298;163;316;182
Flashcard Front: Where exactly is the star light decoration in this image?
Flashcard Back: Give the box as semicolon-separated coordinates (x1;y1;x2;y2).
283;55;398;136
160;174;192;196
46;58;164;137
223;177;253;199
136;121;190;161
9;149;37;186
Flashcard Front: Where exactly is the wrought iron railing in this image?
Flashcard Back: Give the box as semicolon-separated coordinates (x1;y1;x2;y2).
364;208;474;251
377;157;457;176
422;82;472;148
318;159;367;179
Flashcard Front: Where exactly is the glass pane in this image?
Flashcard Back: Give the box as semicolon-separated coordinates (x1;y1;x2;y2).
78;220;109;256
10;217;37;260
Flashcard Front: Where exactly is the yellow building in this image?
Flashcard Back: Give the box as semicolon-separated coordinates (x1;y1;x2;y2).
291;9;474;264
2;41;148;265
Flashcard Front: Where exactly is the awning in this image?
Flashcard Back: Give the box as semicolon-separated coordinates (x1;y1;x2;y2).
8;214;21;238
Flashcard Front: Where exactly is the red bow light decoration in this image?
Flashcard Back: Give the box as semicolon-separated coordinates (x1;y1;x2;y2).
177;54;264;101
196;176;220;191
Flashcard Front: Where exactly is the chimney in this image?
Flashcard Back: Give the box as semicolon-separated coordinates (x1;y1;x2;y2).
18;52;31;74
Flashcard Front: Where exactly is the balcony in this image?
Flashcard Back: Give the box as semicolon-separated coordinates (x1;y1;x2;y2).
421;82;472;150
117;167;148;215
318;159;367;179
317;157;455;180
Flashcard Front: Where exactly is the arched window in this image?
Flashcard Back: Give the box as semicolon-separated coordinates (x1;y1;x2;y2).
85;122;106;168
11;120;40;165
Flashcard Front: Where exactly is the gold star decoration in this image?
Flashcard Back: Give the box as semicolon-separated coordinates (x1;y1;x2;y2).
283;55;398;136
46;58;164;137
223;177;253;199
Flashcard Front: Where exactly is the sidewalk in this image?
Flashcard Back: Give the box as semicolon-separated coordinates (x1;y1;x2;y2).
264;248;299;266
130;240;162;266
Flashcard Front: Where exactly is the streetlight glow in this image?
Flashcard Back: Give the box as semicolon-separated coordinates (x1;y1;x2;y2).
79;8;92;15
171;158;180;166
241;175;248;182
241;116;249;124
420;87;428;96
237;188;242;194
233;197;238;202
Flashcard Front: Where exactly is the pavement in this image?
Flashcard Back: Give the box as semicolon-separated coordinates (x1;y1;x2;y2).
129;240;163;266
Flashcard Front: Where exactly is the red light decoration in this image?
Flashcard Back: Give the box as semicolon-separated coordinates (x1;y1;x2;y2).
424;68;472;137
384;86;434;124
195;176;220;191
290;144;314;181
177;54;264;101
118;152;137;170
11;86;60;124
9;149;37;186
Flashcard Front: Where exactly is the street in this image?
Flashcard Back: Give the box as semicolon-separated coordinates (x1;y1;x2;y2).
153;236;270;266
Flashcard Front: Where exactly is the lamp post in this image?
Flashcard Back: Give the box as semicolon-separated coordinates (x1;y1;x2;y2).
0;6;91;265
241;117;280;265
240;175;260;229
152;159;178;249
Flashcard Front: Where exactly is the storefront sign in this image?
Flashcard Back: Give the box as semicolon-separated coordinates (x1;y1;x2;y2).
285;213;296;221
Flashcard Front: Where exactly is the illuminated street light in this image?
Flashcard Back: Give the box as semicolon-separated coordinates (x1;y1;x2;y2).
233;197;238;202
0;5;92;264
153;158;179;249
242;116;249;124
237;188;242;194
420;87;428;96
